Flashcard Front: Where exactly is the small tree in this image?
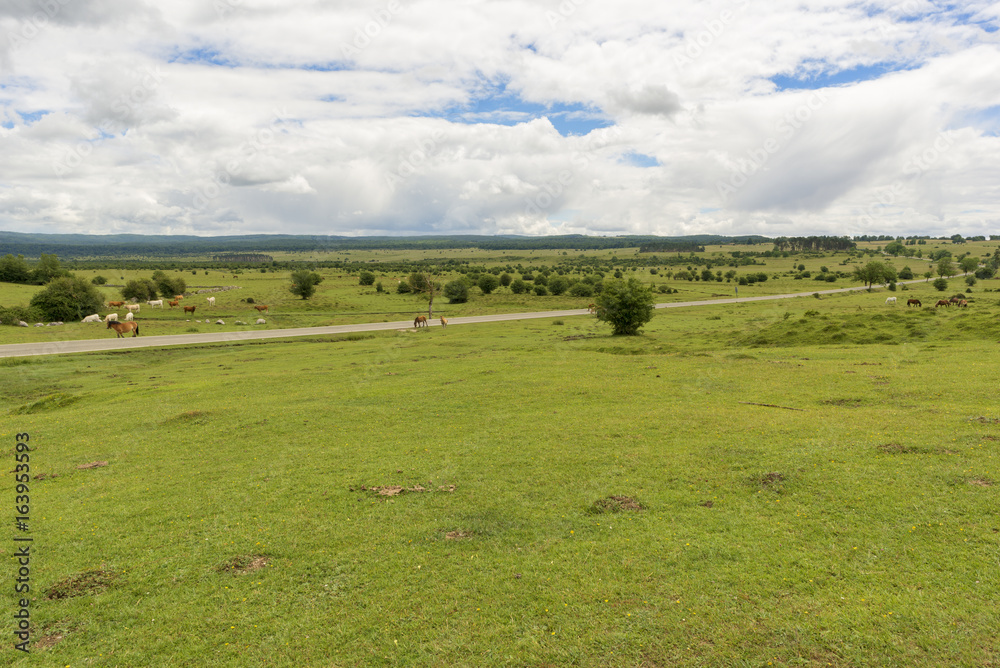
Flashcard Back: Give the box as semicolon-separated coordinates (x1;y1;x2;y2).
852;260;896;289
477;274;500;295
359;271;376;286
594;277;655;336
899;266;914;280
533;285;548;296
91;275;107;285
959;257;979;275
122;278;159;302
444;279;470;303
407;272;440;317
29;276;104;321
510;279;528;294
548;276;569;295
937;257;956;278
290;270;323;299
933;277;948;291
499;272;512;287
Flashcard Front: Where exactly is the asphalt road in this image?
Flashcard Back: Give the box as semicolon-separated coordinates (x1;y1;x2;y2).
0;280;923;359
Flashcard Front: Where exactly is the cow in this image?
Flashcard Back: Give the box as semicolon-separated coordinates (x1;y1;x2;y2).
81;314;102;323
125;312;134;321
907;299;922;307
254;305;269;313
147;300;163;308
126;304;140;313
959;299;968;307
206;296;216;306
174;295;184;300
105;313;119;322
107;320;139;337
414;315;428;328
885;297;896;305
168;300;179;308
183;305;197;314
108;301;124;308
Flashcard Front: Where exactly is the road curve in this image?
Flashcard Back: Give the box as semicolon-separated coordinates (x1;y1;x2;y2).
0;279;923;359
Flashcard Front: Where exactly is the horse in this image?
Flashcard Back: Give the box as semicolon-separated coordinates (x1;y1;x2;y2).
906;299;921;307
950;296;962;304
183;305;196;314
587;303;597;314
959;299;968;307
107;320;139;337
174;295;184;300
440;316;448;327
414;315;428;328
254;305;269;313
935;300;951;307
885;297;896;305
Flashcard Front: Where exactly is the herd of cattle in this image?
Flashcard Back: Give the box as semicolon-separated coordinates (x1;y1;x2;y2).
78;295;271;336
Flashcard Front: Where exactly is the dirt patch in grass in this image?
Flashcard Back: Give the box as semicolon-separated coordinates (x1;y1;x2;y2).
760;472;785;486
33;472;59;480
970;416;1000;424
76;461;108;470
445;530;473;540
165;410;209;424
982;436;998;441
46;568;119;600
588;495;646;514
878;443;922;454
354;483;455;496
968;477;995;487
11;392;82;415
820;398;868;407
36;633;65;650
216;554;269;575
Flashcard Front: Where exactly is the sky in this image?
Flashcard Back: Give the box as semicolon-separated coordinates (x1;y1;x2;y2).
0;0;998;239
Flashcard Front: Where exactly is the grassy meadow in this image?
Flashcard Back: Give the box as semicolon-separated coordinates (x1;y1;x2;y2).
3;262;1000;666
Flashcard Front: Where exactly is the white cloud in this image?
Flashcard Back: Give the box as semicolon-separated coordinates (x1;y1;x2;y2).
0;0;998;238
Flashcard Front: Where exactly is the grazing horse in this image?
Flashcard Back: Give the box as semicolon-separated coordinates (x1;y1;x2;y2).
885;297;897;305
108;301;124;308
107;320;139;337
254;305;269;313
440;316;448;327
950;296;962;304
168;300;179;308
935;300;951;307
414;315;428;328
907;299;921;307
959;299;968;307
183;305;197;314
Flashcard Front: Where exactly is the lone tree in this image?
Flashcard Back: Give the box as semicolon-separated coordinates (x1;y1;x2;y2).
290;270;323;299
407;271;441;317
359;271;376;286
937;257;956;279
852;260;897;289
29;276;104;321
594;277;655;336
959;256;979;275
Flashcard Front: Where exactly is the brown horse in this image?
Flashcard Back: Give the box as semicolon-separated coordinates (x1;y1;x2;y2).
414;315;428;328
935;300;951;307
587;303;597;314
906;298;921;307
959;299;968;307
107;320;139;338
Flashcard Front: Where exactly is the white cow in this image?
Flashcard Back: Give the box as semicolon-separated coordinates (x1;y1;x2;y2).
125;312;134;321
126;304;140;313
206;296;216;306
106;313;119;322
81;314;102;323
147;300;163;308
885;297;897;305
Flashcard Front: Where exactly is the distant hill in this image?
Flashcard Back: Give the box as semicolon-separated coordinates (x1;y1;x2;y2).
0;231;773;259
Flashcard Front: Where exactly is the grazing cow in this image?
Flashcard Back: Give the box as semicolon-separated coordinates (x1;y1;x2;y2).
108;301;124;308
907;299;922;307
168;300;179;308
106;313;119;322
587;303;597;314
107;320;139;337
183;305;196;314
126;304;140;313
174;295;184;300
885;297;896;305
959;299;968;307
206;296;216;306
125;312;134;321
935;300;951;308
440;316;448;327
147;299;163;308
81;314;102;323
254;305;269;313
414;315;428;328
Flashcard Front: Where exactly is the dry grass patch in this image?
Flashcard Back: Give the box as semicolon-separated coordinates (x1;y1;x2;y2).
76;461;108;470
46;568;119;600
588;495;646;514
216;554;269;575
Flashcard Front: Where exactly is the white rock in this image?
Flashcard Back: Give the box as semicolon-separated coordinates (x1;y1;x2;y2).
215;319;225;325
18;321;28;327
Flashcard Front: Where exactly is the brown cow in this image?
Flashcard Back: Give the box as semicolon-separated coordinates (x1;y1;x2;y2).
174;294;184;300
935;300;951;307
254;305;269;313
168;300;179;308
108;300;124;308
107;320;139;338
414;315;428;328
183;305;197;314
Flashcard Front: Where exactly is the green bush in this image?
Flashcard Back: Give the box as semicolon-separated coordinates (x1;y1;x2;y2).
359;271;376;286
91;275;107;285
510;279;528;294
478;274;500;295
933;278;948;292
444;279;470;303
29;276;105;322
499;272;512;287
290;270;323;299
594;277;655;336
533;285;548;296
547;276;569;295
396;280;412;294
0;305;45;325
122;278;159;302
569;282;593;297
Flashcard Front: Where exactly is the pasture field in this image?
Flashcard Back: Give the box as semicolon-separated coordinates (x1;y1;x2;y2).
3;291;1000;667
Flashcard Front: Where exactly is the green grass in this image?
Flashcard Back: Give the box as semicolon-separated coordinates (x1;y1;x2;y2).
4;291;1000;666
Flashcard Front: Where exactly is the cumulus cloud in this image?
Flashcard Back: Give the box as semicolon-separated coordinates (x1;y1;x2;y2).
0;0;998;237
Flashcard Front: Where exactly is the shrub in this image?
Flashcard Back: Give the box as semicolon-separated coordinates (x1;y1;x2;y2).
91;275;107;285
521;273;534;282
510;279;528;294
888;282;897;291
29;276;105;322
375;281;384;293
899;266;914;280
657;285;671;294
290;270;323;299
533;285;548;296
499;272;512;287
547;276;569;295
359;271;376;286
533;274;548;286
966;275;977;287
569;282;594;297
152;270;185;297
594;277;655;336
122;278;158;302
933;278;948;291
477;274;500;295
444;279;470;303
0;305;44;325
396;280;412;294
